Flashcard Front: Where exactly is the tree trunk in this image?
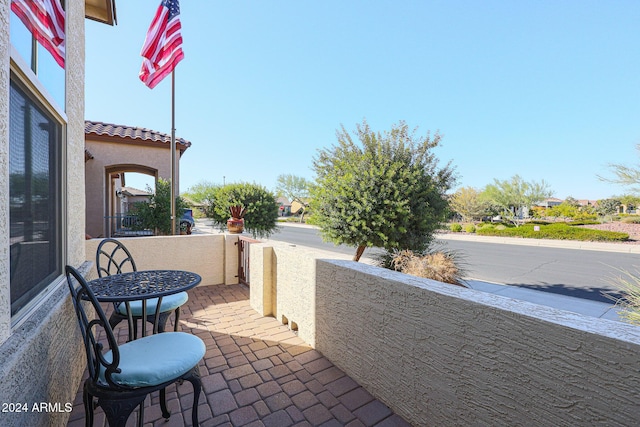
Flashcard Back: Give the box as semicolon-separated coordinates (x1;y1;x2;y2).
299;207;306;223
353;245;366;262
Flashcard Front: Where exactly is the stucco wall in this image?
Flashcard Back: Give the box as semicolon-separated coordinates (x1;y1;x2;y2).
85;234;235;286
249;243;640;426
0;263;90;427
0;0;11;344
249;241;356;346
0;1;91;425
66;0;87;268
84;138;181;238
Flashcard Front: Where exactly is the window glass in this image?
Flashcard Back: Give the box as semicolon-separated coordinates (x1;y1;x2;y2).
9;80;62;316
9;6;65;108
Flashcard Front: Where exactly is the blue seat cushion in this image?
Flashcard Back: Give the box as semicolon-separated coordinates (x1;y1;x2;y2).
99;332;205;387
116;291;188;316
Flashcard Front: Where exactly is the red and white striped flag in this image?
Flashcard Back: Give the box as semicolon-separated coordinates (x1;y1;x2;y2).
139;0;184;89
11;0;65;68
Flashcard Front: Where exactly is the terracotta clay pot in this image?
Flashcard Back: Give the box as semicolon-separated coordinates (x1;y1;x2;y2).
227;217;244;234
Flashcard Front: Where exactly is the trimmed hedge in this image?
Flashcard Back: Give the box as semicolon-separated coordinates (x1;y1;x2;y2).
476;222;629;242
450;223;463;232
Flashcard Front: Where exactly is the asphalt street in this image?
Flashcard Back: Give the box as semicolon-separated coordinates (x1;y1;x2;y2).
267;223;640;303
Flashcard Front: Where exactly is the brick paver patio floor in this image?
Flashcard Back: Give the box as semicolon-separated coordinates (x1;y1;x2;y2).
67;283;411;427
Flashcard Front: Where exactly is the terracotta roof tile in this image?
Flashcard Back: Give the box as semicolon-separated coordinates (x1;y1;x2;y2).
85;120;191;148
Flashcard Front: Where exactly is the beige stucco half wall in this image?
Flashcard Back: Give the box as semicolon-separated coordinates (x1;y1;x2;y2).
85;234;240;286
249;242;640;426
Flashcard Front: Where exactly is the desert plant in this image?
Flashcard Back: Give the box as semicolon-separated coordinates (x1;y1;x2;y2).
207;183;279;238
606;269;640;325
450;223;462;232
621;216;640;224
464;224;476;233
389;249;466;286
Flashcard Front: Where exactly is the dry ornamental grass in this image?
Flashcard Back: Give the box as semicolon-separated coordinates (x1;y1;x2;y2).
391;250;466;286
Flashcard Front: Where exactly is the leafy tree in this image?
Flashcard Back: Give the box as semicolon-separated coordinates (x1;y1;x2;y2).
310;119;456;261
564;196;581;207
596;198;621;217
449;186;490;222
208;182;279;239
481;175;552;225
276;174;311;222
598;144;640;193
183;180;219;217
132;178;187;235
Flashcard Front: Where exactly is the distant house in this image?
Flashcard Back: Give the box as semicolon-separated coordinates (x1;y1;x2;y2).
84;121;191;238
291;199;310;215
277;196;292;216
119;186;152;212
537;198;564;208
577;199;597;207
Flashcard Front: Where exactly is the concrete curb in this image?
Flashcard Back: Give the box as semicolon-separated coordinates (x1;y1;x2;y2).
437;232;640;254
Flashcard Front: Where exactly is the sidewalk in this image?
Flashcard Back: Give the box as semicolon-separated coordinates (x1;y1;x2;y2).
436;232;632;322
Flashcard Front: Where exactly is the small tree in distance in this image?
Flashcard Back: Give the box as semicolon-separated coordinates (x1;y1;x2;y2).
449;186;490;222
596;198;621;219
481;175;552;226
183;180;218;217
132;178;187;235
311;119;457;262
275;174;311;222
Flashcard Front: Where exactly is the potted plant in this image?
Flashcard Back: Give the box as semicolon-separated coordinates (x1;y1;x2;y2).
227;205;246;233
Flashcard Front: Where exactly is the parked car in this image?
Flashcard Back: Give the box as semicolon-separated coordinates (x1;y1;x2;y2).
181;209;195;234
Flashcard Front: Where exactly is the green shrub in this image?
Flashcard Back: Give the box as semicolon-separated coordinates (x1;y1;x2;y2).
450;223;462;232
464;224;476;233
476;223;493;231
207;182;279;238
568;220;601;226
528;220;552;225
476;222;628;242
621;216;640;224
495;224;507;230
132;178;187;235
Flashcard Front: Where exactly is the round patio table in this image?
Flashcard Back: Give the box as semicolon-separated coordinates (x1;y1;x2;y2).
87;269;201;339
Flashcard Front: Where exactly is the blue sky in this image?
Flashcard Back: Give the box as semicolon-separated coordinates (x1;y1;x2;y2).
85;0;640;200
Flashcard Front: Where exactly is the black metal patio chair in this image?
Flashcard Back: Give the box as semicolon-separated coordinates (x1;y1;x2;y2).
65;265;204;427
96;238;188;338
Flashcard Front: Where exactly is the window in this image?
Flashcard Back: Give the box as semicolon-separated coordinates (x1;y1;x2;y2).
8;0;67;321
9;79;63;317
9;8;65;109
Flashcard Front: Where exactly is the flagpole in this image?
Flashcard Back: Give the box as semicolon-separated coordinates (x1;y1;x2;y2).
171;70;177;235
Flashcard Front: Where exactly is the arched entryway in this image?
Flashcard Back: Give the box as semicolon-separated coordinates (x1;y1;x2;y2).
103;165;157;237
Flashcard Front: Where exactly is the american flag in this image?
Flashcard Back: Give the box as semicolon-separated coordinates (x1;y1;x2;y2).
139;0;184;89
11;0;65;68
